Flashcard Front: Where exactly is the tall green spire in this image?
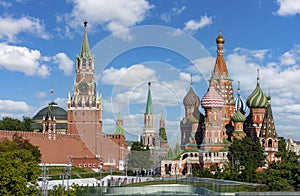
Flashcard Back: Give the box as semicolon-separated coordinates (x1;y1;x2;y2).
145;82;153;114
80;20;91;58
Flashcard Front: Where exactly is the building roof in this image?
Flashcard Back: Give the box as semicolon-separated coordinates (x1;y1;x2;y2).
231;110;246;122
80;20;91;59
183;85;200;107
145;82;153;114
260;98;277;138
32;102;67;130
234;81;248;114
247;75;268;108
211;31;230;80
201;85;224;108
32;102;67;121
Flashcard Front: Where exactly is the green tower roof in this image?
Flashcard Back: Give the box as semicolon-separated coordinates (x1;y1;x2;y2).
80;21;91;59
145;82;153;114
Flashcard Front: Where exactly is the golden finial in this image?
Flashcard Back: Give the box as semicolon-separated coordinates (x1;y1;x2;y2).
216;30;225;44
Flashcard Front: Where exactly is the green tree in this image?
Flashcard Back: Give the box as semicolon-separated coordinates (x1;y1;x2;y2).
261;140;300;191
13;134;41;162
0;116;33;131
0;138;40;195
21;116;34;132
227;137;265;182
127;142;153;175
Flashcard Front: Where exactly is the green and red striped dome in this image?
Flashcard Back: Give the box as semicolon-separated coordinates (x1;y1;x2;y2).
247;82;268;108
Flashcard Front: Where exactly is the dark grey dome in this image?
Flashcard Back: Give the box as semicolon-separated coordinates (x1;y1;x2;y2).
32;102;67;131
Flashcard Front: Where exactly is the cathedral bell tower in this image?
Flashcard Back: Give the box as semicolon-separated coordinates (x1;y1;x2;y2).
67;21;102;156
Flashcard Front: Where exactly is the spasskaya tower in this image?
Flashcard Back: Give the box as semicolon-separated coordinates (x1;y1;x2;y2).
67;21;102;156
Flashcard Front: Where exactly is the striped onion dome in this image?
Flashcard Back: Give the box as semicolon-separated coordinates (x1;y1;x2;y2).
234;82;248;114
201;85;224;108
183;86;200;107
247;80;268;108
231;110;246;122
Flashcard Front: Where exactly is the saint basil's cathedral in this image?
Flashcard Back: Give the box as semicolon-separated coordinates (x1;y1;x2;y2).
172;32;279;173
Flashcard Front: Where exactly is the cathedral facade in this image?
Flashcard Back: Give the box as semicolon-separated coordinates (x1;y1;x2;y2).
179;32;279;169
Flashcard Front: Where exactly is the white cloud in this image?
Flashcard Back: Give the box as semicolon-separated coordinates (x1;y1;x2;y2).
66;0;153;40
172;6;186;14
0;1;12;7
0;16;50;42
280;51;296;66
161;13;171;23
0;100;32;113
54;52;74;75
0;43;50;77
183;15;212;32
35;91;48;99
160;5;186;23
275;0;300;16
191;57;215;80
101;64;156;87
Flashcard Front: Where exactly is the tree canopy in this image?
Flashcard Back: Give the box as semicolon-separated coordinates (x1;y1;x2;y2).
0;116;33;132
0;136;41;194
127;142;153;173
260;140;300;191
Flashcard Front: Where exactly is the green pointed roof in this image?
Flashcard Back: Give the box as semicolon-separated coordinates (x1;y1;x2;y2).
115;112;124;135
159;127;167;141
174;142;183;156
116;112;123;121
165;148;174;160
145;82;153;114
80;21;91;59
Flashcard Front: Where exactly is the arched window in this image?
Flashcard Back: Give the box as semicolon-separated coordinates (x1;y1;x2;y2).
261;139;265;147
268;139;272;147
182;154;188;160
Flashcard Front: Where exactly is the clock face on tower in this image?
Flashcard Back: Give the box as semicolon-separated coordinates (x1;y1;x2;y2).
78;81;89;94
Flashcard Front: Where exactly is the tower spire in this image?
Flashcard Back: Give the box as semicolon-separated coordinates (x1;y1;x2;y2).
190;74;193;87
257;68;260;84
145;82;153;114
80;20;91;58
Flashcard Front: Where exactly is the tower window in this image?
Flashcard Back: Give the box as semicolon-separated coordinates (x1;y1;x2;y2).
268;139;272;147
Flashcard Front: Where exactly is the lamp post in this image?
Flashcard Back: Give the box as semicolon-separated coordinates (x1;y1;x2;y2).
41;164;48;196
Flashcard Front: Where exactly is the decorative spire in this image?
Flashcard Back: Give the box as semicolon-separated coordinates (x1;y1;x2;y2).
216;30;225;45
257;68;260;84
145;82;153;114
211;31;229;79
190;74;193;87
260;98;277;138
80;20;91;58
237;81;241;95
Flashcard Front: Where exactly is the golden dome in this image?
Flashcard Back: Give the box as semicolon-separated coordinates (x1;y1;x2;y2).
216;31;225;44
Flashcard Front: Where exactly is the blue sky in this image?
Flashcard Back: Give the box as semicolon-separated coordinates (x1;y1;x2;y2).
1;0;300;144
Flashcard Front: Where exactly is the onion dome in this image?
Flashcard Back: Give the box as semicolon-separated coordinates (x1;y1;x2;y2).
183;76;200;107
246;70;268;108
231;110;246;122
216;31;225;44
201;85;224;108
234;81;248;114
